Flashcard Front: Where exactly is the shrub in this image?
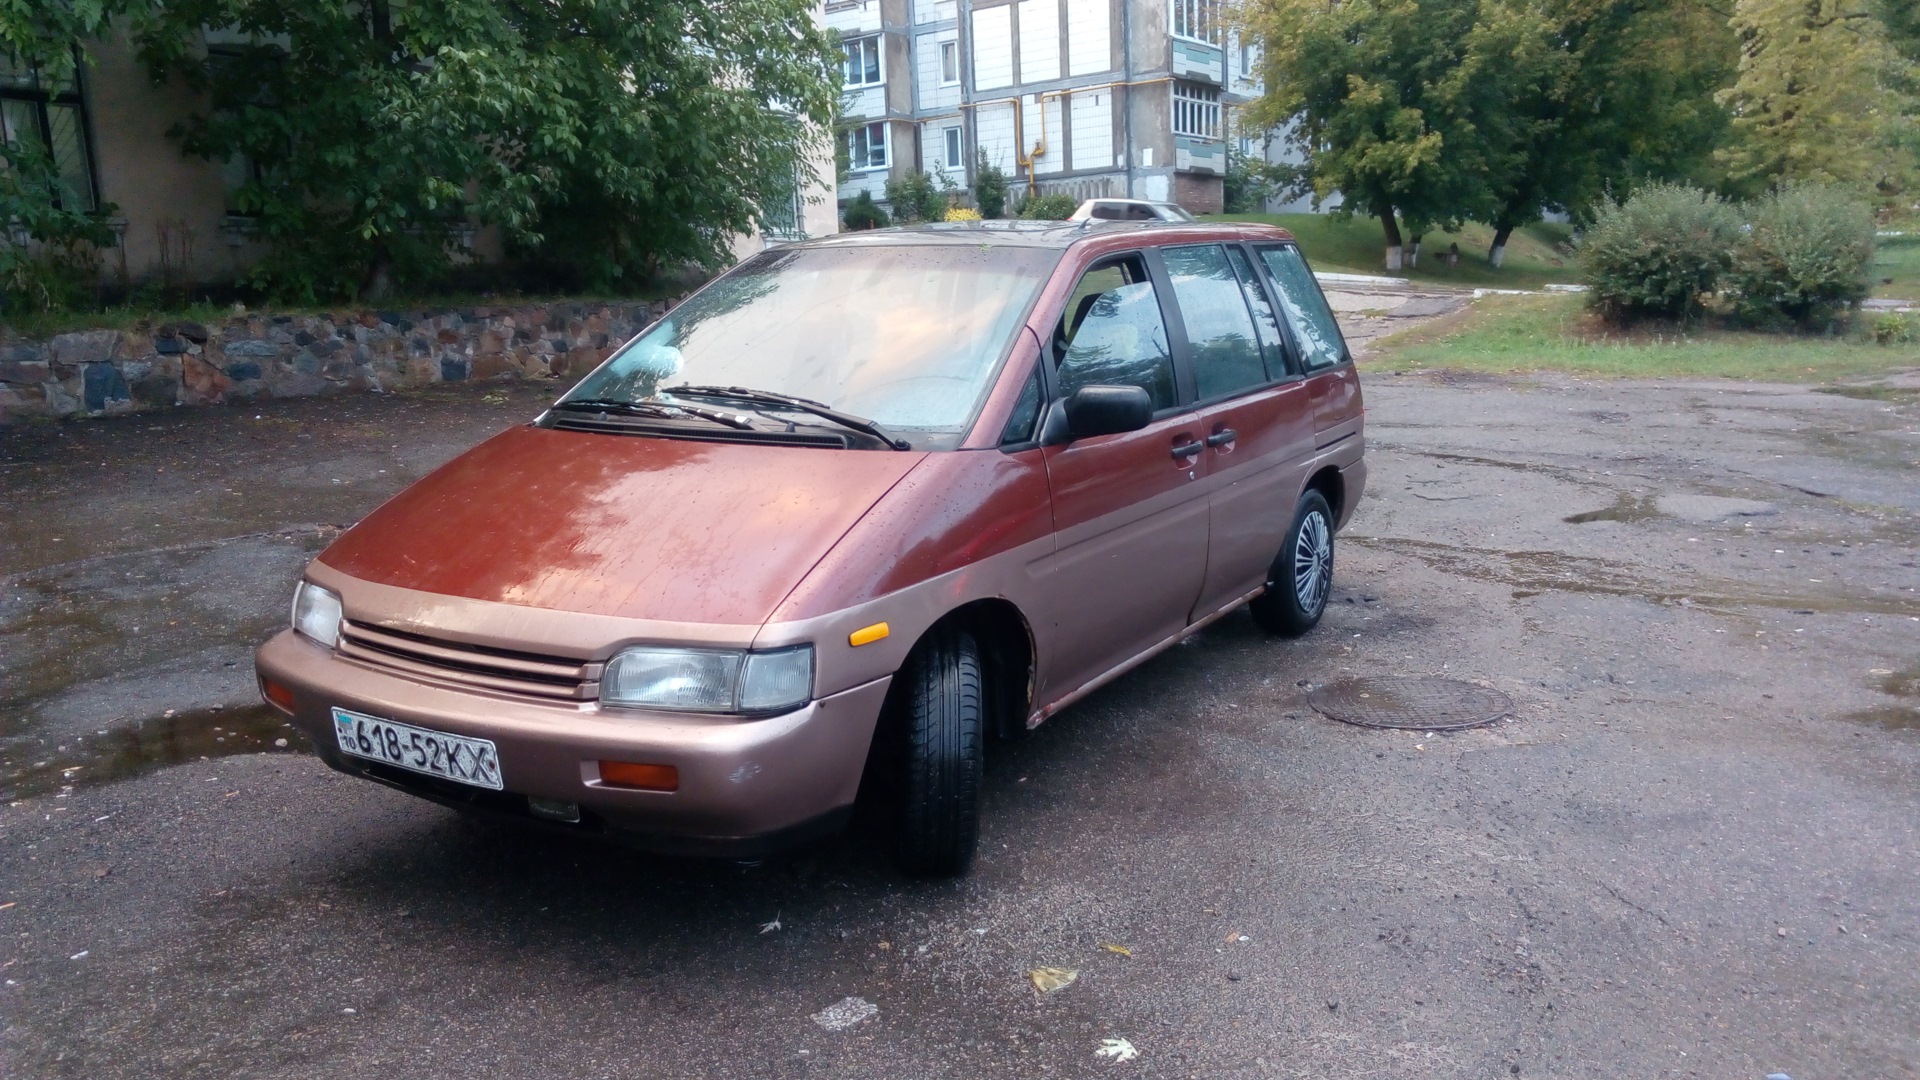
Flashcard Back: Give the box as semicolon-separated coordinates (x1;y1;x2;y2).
1018;193;1079;220
1577;183;1742;321
1727;182;1876;330
944;207;983;222
974;153;1009;219
1871;312;1917;345
884;170;950;223
842;191;889;231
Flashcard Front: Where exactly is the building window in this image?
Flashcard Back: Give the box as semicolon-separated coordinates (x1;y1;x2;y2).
1171;0;1223;45
843;36;883;88
1172;81;1221;139
0;55;98;212
943;126;963;169
848;121;889;171
940;41;960;85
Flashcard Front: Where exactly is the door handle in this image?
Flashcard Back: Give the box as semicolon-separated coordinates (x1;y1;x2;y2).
1170;439;1204;461
1206;427;1237;447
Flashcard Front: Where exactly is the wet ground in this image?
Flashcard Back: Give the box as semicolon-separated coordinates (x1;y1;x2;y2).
2;363;1918;1078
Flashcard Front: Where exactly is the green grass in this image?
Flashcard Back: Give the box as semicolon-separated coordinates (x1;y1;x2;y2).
1872;234;1920;301
1369;293;1920;381
1204;212;1578;290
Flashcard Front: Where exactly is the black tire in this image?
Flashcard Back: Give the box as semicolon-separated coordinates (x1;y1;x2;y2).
888;625;984;876
1250;490;1335;638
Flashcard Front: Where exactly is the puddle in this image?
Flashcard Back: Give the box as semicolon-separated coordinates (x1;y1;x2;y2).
1815;386;1920;404
1883;667;1920;699
1838;706;1920;732
1;704;312;801
1565;493;1663;525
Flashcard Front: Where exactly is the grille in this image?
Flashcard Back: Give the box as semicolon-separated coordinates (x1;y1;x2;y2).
337;620;601;702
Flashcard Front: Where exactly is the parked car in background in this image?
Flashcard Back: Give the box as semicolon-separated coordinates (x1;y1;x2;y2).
254;220;1366;877
1070;198;1199;223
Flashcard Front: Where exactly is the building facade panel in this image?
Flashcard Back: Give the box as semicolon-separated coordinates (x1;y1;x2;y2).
971;6;1015;91
1065;0;1113;76
1068;90;1114;172
1016;0;1061;84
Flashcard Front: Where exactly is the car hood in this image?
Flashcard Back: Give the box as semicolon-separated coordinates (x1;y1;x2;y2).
317;424;925;625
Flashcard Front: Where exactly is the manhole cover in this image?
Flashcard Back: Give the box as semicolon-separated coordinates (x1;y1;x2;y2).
1307;677;1512;731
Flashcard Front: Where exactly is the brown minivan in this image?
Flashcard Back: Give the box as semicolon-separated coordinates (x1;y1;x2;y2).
254;220;1365;875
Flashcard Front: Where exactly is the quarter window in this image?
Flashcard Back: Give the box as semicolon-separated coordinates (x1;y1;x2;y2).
1163;244;1267;399
1171;82;1220;140
1257;245;1348;370
847;122;889;171
0;55;98;212
1054;255;1176;411
843;36;883;87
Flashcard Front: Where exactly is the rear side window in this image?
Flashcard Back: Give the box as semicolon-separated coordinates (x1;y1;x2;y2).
1224;245;1292;377
1053;254;1176;411
1256;245;1347;370
1162;243;1268;400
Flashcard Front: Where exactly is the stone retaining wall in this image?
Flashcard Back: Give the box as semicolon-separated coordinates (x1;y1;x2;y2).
0;299;676;423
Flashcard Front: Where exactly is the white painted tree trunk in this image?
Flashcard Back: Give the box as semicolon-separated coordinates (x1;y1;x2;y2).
1407;241;1421;268
1384;245;1403;270
1489;244;1507;269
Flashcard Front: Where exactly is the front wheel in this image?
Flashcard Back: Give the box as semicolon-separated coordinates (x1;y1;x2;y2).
887;625;984;876
1250;490;1334;638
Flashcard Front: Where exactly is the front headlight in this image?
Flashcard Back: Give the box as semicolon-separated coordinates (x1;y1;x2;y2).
601;644;813;714
291;581;343;648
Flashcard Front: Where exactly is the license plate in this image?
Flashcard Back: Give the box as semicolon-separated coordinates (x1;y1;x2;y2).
332;708;503;790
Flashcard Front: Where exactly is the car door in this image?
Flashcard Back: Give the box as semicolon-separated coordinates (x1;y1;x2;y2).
1159;242;1318;616
1255;244;1362;446
1033;251;1210;702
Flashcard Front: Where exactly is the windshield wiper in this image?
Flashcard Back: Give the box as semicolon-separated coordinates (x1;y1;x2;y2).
554;397;756;431
666;385;911;450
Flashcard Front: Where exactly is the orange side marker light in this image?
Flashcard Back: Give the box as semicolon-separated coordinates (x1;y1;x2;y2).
848;622;891;647
262;679;296;713
598;761;679;792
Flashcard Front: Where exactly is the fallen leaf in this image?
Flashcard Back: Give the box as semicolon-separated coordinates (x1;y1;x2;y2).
1099;943;1132;956
1094;1036;1138;1062
1029;967;1078;994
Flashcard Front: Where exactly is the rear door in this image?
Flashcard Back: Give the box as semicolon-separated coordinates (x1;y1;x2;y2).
1255;244;1362;447
1033;251;1210;701
1159;242;1317;616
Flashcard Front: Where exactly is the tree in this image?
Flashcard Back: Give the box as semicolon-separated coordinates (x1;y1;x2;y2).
130;0;841;301
973;152;1009;218
1246;0;1503;269
1471;0;1736;267
1716;0;1918;199
1;1;123;310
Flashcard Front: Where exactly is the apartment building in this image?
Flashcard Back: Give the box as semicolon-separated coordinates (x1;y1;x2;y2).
828;0;1269;217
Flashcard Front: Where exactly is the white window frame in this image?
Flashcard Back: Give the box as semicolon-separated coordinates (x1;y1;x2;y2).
1171;0;1223;46
843;35;884;88
848;121;889;172
942;125;963;169
939;40;960;86
1171;81;1221;140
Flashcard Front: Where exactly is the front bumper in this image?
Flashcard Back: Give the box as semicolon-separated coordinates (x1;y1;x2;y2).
255;630;889;855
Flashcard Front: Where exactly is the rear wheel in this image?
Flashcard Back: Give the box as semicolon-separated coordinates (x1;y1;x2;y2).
887;625;984;876
1250;490;1334;638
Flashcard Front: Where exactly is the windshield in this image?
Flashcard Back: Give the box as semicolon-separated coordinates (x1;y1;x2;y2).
562;243;1058;449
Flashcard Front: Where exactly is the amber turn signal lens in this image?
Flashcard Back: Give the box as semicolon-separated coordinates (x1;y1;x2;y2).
598;760;679;792
848;622;890;647
261;679;295;712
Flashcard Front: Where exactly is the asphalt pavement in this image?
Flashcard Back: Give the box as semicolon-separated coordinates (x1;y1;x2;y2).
2;364;1917;1079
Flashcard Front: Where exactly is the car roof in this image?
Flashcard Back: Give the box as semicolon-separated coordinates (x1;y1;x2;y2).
799;219;1295;251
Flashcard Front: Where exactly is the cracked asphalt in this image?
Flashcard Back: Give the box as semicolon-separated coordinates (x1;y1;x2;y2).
2;361;1917;1079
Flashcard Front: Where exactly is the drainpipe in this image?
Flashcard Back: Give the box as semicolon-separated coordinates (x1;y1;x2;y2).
958;0;975;194
1121;0;1135;197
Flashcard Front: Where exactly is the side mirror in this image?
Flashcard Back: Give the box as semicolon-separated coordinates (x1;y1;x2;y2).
1061;384;1153;441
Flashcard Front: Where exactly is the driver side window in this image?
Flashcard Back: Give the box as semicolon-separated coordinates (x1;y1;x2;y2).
1052;254;1176;411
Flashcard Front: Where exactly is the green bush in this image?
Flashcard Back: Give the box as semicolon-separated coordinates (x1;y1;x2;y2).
842;190;889;231
884;170;951;223
1871;312;1917;345
1018;192;1079;220
974;153;1009;219
1727;182;1876;330
1578;183;1742;321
